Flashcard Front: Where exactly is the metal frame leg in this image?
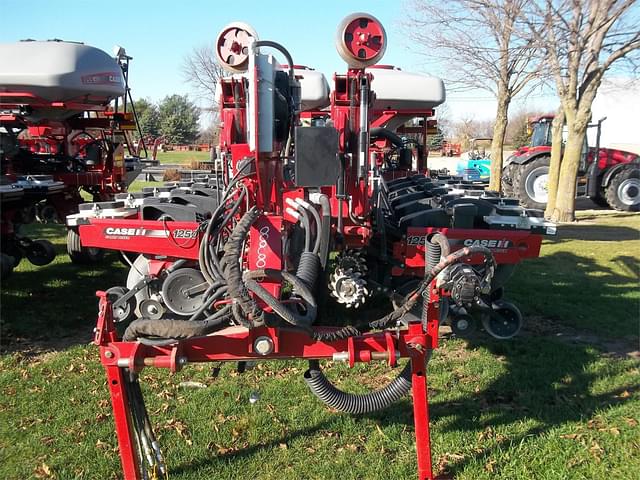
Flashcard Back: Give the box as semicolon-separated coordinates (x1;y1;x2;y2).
411;351;434;480
106;365;141;480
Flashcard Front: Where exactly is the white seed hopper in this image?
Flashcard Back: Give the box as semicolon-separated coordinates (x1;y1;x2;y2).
0;40;125;121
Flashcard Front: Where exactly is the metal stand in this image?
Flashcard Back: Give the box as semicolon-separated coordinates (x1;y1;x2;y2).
95;292;444;480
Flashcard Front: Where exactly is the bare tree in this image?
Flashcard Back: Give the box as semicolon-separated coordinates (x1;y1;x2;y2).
182;44;225;110
543;106;565;217
405;0;540;191
525;0;639;221
452;117;495;150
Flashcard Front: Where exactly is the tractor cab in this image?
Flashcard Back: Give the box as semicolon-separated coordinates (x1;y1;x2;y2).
528;116;554;147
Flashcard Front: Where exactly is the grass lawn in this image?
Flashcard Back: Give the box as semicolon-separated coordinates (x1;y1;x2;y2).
0;213;638;479
155;150;210;165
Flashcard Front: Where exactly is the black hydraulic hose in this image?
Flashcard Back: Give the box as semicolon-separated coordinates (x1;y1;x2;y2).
304;360;413;414
187;283;225;322
297;206;312;253
317;194;331;268
244;269;317;328
297;200;322;255
370;127;404;148
254;41;295;81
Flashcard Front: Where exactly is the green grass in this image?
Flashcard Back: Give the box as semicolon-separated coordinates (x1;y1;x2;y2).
155;150;210;165
127;180;164;192
509;212;639;338
1;214;639;479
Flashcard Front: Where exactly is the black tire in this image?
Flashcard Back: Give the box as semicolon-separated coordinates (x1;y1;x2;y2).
1;241;23;267
513;156;550;210
501;164;516;198
605;166;640;212
590;191;610;208
67;228;105;264
1;253;15;279
25;239;57;266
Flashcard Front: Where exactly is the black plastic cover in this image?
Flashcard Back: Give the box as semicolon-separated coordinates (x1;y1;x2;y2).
294;127;340;187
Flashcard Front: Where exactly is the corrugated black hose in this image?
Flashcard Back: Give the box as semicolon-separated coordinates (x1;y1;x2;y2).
303;360;413;414
304;244;495;414
221;207;262;326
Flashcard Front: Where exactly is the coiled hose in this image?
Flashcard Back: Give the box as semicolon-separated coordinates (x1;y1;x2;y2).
221;207;262;326
303;360;412;414
296;251;321;289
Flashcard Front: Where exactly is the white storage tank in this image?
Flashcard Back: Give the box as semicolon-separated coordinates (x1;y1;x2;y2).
0;40;125;120
366;65;445;111
293;66;330;111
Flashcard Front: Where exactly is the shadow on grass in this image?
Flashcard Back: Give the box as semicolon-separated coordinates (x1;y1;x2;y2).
555;223;639;242
509;250;639;338
0;224;127;353
429;337;637;476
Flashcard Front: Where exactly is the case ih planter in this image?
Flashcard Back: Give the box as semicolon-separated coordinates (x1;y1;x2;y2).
71;14;555;479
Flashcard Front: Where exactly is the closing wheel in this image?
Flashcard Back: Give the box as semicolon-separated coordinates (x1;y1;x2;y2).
162;268;207;316
215;22;259;72
25;239;56;266
605;166;640;212
36;204;60;224
481;301;523;339
139;299;165;320
335;12;387;68
106;286;136;322
514;156;550;209
67;228;105;265
450;312;477;337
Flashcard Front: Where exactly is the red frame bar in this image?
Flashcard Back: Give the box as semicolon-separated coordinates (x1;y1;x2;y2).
94;290;446;480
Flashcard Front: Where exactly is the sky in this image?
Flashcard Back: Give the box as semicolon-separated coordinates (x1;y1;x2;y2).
1;0;560;122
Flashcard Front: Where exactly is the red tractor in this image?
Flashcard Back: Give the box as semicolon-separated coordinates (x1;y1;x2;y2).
0;40;146;275
502;115;640;211
69;14;555;479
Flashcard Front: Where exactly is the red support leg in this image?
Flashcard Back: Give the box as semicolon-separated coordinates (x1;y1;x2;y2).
105;365;141;480
411;350;434;480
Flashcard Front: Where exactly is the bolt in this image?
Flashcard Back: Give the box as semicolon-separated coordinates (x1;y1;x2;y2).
253;336;274;356
104;350;114;359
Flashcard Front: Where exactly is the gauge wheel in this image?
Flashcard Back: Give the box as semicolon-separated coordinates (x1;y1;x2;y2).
25;239;56;266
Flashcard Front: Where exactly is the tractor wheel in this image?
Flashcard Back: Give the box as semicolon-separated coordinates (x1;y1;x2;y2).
25;239;57;266
501;164;516;198
67;228;105;264
590;191;610;209
605;166;640;212
514;156;550;210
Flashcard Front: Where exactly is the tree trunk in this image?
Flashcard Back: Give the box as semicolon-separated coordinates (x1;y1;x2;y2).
544;107;566;219
489;95;510;192
550;123;585;222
